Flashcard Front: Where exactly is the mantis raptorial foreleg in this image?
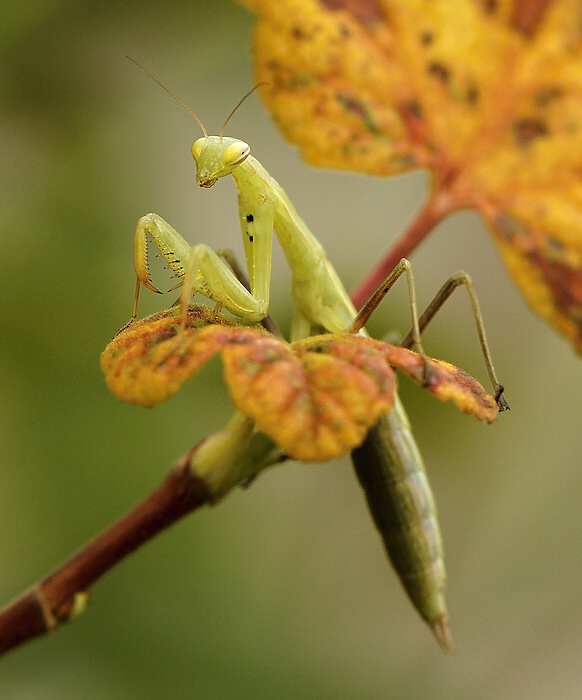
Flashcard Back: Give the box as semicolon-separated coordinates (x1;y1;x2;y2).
133;212;271;323
127;61;506;650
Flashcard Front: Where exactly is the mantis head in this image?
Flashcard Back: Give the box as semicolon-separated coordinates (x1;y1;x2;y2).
190;82;262;187
191;136;251;188
125;57;262;188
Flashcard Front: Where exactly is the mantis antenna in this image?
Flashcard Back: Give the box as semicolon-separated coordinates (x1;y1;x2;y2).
125;55;208;137
126;56;268;138
219;82;269;137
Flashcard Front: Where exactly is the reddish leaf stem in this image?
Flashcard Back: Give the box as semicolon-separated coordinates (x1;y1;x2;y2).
351;190;455;310
0;452;211;658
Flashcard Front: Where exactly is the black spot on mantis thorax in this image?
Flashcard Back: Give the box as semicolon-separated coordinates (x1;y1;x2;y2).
245;213;255;242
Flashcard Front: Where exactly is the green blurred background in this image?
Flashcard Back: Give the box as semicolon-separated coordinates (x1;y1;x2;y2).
2;2;582;698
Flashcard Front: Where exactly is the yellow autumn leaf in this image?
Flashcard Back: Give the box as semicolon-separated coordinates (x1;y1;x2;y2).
241;0;582;351
101;308;498;462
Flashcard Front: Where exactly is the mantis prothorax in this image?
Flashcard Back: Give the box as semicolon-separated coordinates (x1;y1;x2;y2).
128;60;506;650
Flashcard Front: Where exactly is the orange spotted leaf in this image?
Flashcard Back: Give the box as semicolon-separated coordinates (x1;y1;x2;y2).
101;311;497;462
222;334;397;461
100;307;252;408
101;308;397;461
241;0;582;351
300;335;499;422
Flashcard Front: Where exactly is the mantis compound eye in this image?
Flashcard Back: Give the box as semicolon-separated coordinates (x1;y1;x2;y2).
223;141;251;167
191;138;204;161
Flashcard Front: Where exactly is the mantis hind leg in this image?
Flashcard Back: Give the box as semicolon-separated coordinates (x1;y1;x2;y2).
398;271;508;409
351;259;507;410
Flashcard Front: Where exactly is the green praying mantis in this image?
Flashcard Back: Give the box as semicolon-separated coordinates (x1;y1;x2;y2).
127;60;507;650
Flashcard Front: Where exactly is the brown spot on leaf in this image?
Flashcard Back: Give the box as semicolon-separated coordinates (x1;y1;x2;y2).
481;0;499;14
420;31;435;46
534;86;563;107
467;81;479;106
427;62;451;85
320;0;384;25
513;117;549;147
511;0;552;37
404;100;423;120
336;94;378;132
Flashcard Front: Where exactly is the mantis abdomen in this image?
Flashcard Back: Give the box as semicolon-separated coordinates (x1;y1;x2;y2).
351;399;451;650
